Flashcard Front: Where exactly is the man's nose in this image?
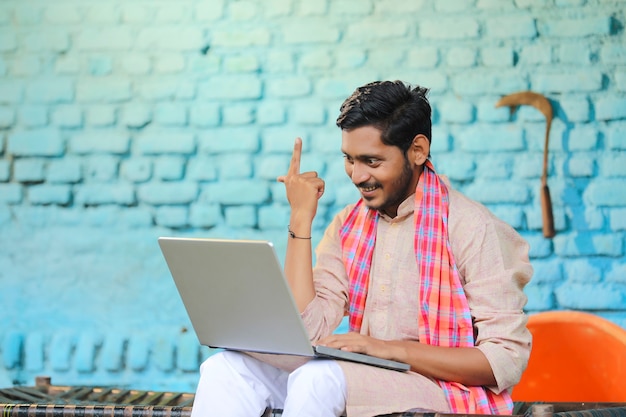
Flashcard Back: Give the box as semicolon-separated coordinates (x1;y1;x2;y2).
350;162;369;184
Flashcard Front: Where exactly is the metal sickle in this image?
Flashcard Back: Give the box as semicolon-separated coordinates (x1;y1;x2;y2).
496;91;555;238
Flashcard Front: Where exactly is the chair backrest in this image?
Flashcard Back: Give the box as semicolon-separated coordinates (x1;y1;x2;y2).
512;310;626;402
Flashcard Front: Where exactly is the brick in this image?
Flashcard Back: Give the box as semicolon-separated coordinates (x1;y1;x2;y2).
556;283;625;310
524;284;556;311
600;43;626;64
14;5;42;24
155;206;188;228
301;50;333;70
189;203;223;227
154;103;188;126
481;47;514;67
600;154;626;177
476;0;517;10
564;260;602;283
19;105;48;128
12;56;41;76
0;31;17;52
476;154;513;179
463;180;529;204
255;155;290;180
88;56;113;76
609;207;626;231
439;99;474;123
75;184;135;205
55;56;80;75
266;76;312;99
135;131;196;155
584;179;626;206
559;43;591;65
47;158;82;183
607;123;626;150
529;259;563;284
154;156;185;180
44;4;82;23
225;205;256;227
596;97;626;121
222;104;254;125
198;128;259;153
187;157;217;181
452;71;528;95
154;54;186;74
52;105;83;128
258;204;291;229
127;335;150;371
69;131;130;154
204;180;270;204
567;206;604;231
264;51;295;73
195;0;225;21
457;125;524;152
76;28;134;50
198;75;262;100
436;154;476;181
607;262;626;284
137;27;205;51
85;4;120;23
190;103;220;128
101;334;126;372
532;71;603;93
316;77;364;99
476;99;510;122
28;184;71;205
14;158;45;182
8;129;64;156
0;159;9;181
24;333;45;372
404;47;439;69
223;55;259;73
0;81;24;103
540;16;611;37
218;153;252;179
75;333;102;373
490;206;525;229
154;336;175;371
554;232;623;257
23;30;69;52
346;19;409;40
121;103;151;128
120;158;153;182
76;79;131;102
121;55;152;75
1;331;24;368
137;182;198;204
154;4;188;23
559;98;590;122
212;28;271;47
520;44;552;65
120;208;153;227
524;234;553;258
282;20;340;44
49;331;76;371
567;154;595;177
0;106;15;128
177;332;201;372
446;47;477;68
420;18;479;40
291;101;326;125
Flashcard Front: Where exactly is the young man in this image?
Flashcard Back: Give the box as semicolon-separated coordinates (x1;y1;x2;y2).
190;81;533;417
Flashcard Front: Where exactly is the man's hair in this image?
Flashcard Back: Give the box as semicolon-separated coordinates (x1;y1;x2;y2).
336;80;432;154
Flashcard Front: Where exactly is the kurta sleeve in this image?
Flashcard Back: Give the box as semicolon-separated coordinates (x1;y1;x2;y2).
448;190;533;394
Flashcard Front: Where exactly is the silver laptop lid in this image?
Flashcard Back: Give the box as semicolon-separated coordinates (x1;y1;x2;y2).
158;237;316;357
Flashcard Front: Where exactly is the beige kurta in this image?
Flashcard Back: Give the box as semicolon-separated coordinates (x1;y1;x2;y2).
300;188;533;417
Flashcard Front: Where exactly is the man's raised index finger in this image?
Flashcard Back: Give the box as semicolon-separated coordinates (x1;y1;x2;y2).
288;137;302;175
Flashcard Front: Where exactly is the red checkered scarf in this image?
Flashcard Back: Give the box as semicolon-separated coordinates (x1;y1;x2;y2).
339;160;513;414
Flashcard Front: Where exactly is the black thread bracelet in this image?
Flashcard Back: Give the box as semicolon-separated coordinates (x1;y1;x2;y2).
288;225;311;240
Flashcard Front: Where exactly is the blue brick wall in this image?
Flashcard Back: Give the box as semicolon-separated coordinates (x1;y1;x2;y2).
1;0;626;392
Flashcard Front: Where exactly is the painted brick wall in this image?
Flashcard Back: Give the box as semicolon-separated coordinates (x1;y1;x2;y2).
1;0;626;392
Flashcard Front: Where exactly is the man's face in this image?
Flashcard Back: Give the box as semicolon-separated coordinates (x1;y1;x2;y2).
341;126;421;218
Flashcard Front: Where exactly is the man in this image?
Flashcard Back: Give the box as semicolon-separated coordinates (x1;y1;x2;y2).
190;81;533;417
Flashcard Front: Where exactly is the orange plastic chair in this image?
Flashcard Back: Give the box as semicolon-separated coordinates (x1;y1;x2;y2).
512;310;626;402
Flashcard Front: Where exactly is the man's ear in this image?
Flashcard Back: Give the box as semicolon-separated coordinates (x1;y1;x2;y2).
409;134;430;166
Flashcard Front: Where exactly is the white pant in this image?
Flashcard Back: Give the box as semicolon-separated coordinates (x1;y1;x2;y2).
190;351;347;417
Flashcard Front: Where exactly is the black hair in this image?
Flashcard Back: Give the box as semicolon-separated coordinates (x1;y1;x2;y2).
336;80;431;154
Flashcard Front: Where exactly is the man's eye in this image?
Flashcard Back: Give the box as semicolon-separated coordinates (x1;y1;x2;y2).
367;159;379;165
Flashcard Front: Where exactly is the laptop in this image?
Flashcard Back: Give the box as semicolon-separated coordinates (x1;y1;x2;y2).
158;237;410;372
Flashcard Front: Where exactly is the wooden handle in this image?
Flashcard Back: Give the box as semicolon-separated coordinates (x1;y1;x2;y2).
541;184;555;238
